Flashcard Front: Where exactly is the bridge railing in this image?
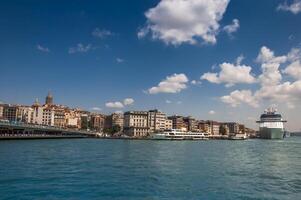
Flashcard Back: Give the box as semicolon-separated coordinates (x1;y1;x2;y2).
0;121;98;136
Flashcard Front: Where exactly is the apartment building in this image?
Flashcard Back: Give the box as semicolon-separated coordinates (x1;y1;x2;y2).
209;121;221;135
165;119;173;130
168;115;188;131
90;114;105;131
223;122;240;136
198;120;210;133
42;107;55;126
124;111;149;137
183;116;199;131
148;109;168;132
0;104;3;119
112;113;124;130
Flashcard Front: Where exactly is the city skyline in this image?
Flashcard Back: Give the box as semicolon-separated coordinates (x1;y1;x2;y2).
1;0;301;131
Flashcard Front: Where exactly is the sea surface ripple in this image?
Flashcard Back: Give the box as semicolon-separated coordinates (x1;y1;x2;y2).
0;137;300;200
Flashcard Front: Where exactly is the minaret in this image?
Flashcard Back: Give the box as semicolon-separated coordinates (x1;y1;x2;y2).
45;92;53;105
33;98;40;106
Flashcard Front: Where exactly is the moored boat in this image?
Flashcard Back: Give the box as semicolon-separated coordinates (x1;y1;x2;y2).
150;129;209;140
256;107;287;139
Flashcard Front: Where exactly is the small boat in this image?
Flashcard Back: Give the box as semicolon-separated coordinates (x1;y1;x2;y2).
228;134;248;140
150;129;209;140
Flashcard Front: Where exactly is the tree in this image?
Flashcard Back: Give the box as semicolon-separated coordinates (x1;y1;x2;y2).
112;125;121;134
104;125;121;136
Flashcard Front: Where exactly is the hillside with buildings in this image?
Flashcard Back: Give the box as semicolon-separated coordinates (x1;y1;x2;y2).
0;93;256;138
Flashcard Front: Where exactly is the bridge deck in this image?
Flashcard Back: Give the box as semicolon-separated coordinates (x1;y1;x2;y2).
0;121;98;139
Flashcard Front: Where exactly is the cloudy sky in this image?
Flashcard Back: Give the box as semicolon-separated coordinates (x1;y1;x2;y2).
1;0;301;131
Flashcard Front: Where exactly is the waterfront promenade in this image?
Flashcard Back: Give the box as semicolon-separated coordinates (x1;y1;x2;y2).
0;121;250;140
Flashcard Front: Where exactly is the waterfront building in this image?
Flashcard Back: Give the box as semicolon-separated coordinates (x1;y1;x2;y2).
222;122;240;136
65;109;81;129
219;124;230;135
206;120;220;135
168;115;188;131
32;99;43;124
80;113;91;130
18;106;34;123
42;107;55;126
103;115;112;129
0;104;4;119
124;111;149;137
112;113;124;130
53;107;66;127
90;114;105;132
0;92;254;138
2;104;19;122
245;127;256;137
183;116;199;131
165;119;173;130
198;120;211;133
238;124;245;134
148;109;168;132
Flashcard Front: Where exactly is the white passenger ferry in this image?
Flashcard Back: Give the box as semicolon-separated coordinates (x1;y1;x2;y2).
150;129;209;140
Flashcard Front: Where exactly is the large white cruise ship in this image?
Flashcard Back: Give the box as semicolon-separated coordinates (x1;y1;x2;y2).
256;107;287;139
150;129;209;140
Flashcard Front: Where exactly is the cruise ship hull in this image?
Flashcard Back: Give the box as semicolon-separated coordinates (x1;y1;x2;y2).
259;127;284;139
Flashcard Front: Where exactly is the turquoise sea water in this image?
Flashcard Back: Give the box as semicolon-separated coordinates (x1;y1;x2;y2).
0;138;300;200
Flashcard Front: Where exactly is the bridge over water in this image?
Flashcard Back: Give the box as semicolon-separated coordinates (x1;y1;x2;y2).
0;121;99;139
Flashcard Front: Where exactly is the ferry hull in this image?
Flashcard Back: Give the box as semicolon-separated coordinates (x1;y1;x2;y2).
259;127;284;139
150;134;208;140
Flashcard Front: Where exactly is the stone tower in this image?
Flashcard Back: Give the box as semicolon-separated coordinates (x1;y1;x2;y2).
45;92;53;105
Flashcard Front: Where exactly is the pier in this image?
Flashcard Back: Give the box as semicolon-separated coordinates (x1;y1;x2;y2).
0;121;99;139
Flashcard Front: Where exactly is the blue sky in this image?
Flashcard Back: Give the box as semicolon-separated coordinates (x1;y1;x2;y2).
1;0;301;130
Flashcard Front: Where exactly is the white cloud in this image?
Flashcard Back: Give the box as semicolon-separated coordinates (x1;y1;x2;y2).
287;48;301;61
220;46;301;108
256;46;287;87
201;61;256;87
91;107;102;111
92;28;113;38
105;102;124;109
116;58;124;63
277;0;301;14
254;81;301;108
236;54;244;65
283;60;301;79
37;44;50;53
223;19;240;35
165;100;172;104
191;80;197;85
221;90;259;108
106;98;135;108
139;0;230;45
209;110;216;115
191;80;202;85
137;27;149;39
254;47;301;107
123;98;134;106
256;46;287;64
68;43;92;54
148;73;189;94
